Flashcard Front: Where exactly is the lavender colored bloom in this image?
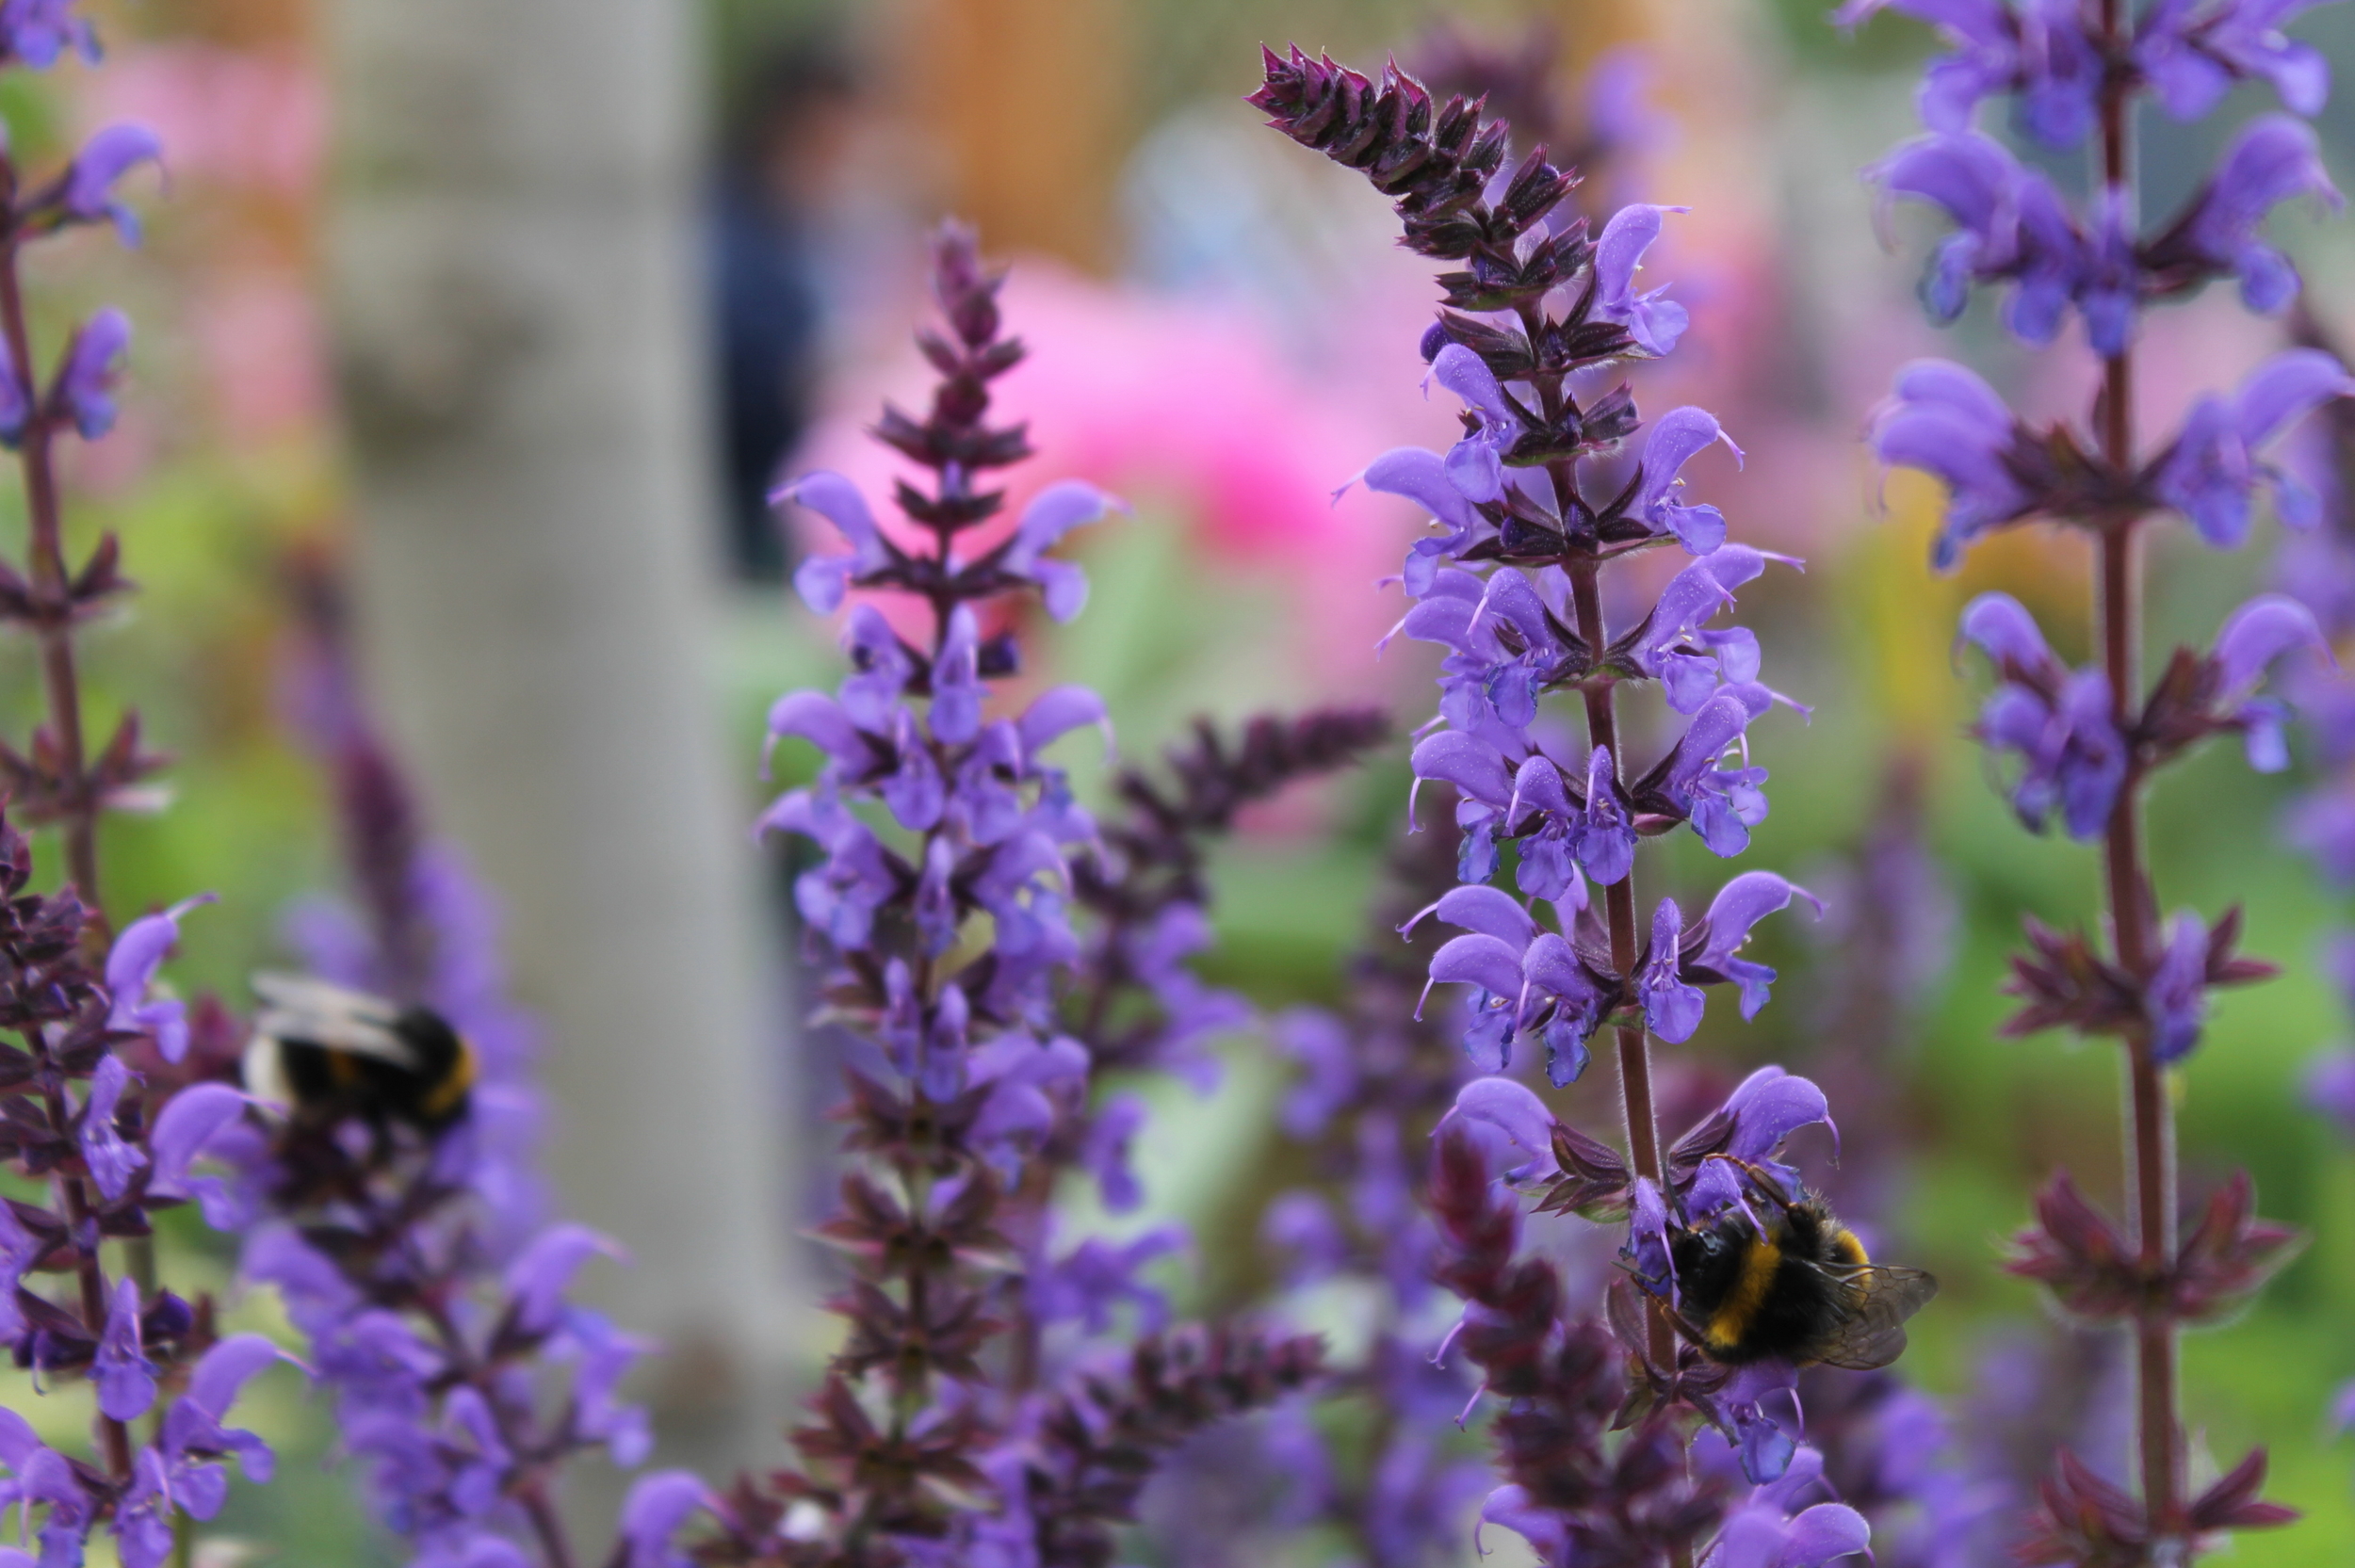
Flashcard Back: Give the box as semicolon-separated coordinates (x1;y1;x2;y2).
779;471;896;613
2144;912;2217;1062
1658;682;1777;856
2153;348;2355;545
58;308;130;441
2136;0;2340;120
94;1276;156;1421
1625;546;1796;713
1866;358;2034;569
1593;203;1692;355
1031;1226;1186;1334
2173;116;2342;314
1635;405;1742;554
1689;872;1824;1019
0;0;95;67
61;123;160;244
1959;592;2126;837
1640;897;1708;1041
1838;0;2101;146
2211;591;2330;767
105;891;212;1062
1871;134;2088;345
78;1052;145;1200
1436;1075;1564;1184
999;478;1125;621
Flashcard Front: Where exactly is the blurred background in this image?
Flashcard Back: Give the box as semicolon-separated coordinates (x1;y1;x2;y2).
8;0;2355;1560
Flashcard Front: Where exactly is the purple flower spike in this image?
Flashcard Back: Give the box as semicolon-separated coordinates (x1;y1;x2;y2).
1002;478;1124;622
2154;348;2355;546
95;1276;157;1421
1635;406;1741;554
1690;872;1823;1018
1593;203;1693;355
775;471;895;613
1868;358;2033;568
59;308;131;442
1641;897;1706;1042
2179;116;2342;314
80;1053;145;1199
62;123;162;245
106;891;214;1063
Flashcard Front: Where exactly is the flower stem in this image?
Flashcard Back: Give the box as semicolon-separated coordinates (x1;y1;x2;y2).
1567;558;1674;1382
2092;27;2182;1527
0;232;104;937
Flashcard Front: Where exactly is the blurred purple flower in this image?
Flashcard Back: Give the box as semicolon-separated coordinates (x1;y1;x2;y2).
2153;348;2355;546
58;308;130;441
61;123;161;245
1866;359;2036;569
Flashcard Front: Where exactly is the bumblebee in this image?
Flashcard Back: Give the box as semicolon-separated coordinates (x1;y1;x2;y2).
1667;1172;1938;1370
242;973;477;1136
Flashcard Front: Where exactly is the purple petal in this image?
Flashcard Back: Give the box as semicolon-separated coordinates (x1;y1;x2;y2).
63;123;161;243
80;1054;146;1200
1425;885;1539;946
503;1223;625;1335
60;308;130;440
764;691;869;775
1780;1503;1874;1566
1015;685;1110;758
147;1084;247;1197
2233;347;2355;448
1697;872;1822;969
1362;445;1481;533
773;471;883;559
1426;934;1528;1001
1637;406;1741;514
1009;478;1123;565
1723;1066;1837;1163
619;1470;719;1565
186;1334;290;1421
96;1277;156;1421
1957;591;2055;671
1430;343;1511;427
1409;730;1514;811
2213;593;2329;692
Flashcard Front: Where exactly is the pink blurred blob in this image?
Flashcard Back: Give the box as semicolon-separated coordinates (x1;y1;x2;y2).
79;44;325;197
794;260;1447;696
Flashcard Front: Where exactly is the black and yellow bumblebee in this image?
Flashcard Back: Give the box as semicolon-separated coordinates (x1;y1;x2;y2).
241;973;478;1137
1667;1170;1939;1370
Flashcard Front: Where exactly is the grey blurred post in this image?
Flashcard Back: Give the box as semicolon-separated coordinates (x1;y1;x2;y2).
319;0;798;1509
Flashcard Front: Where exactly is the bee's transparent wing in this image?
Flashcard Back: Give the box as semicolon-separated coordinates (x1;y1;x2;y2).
1811;1265;1939;1371
250;972;416;1067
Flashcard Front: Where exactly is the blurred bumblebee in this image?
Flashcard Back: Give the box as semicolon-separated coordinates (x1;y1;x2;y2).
1666;1165;1938;1370
242;973;477;1137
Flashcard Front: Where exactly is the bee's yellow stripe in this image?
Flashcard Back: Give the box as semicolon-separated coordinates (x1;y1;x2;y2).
420;1039;479;1119
1706;1237;1782;1351
1832;1228;1870;1267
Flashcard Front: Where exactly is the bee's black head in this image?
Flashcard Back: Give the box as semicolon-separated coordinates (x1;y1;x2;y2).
1668;1219;1749;1311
